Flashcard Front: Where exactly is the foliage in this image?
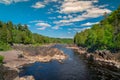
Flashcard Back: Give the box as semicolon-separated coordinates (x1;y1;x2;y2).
0;55;4;64
0;21;73;51
0;41;11;51
74;7;120;52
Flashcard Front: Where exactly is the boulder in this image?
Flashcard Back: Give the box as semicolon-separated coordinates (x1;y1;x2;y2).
0;65;18;80
94;50;114;60
19;76;35;80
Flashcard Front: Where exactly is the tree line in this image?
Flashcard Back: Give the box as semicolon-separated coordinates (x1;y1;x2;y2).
74;7;120;52
0;21;72;51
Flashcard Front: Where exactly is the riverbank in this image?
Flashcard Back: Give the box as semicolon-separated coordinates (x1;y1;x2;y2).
68;45;120;79
68;46;120;68
0;44;67;80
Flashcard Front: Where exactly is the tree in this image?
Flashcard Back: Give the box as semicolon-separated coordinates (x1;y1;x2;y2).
74;7;120;52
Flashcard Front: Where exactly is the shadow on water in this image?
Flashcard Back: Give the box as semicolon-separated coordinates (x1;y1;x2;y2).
19;44;90;80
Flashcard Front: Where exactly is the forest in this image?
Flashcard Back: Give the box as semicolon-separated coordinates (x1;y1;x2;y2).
74;7;120;52
0;21;72;51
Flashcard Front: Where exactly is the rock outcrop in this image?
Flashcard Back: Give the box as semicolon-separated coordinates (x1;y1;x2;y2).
0;44;67;80
14;76;35;80
94;50;114;60
0;65;18;80
0;47;67;71
21;47;67;62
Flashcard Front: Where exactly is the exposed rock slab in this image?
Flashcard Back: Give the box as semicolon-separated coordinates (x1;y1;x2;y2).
0;45;67;80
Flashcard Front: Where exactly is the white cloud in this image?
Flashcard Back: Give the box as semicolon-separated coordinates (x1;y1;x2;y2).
68;32;71;34
30;20;51;30
13;0;28;3
81;22;99;26
63;16;67;19
29;20;44;23
98;4;109;8
73;27;91;32
36;22;51;27
36;22;51;30
0;0;29;4
57;15;62;18
37;27;47;30
57;15;73;19
52;21;74;30
32;0;60;9
60;0;97;14
55;7;111;24
68;15;73;19
54;0;111;28
53;21;73;27
32;2;45;9
44;0;58;3
52;26;60;30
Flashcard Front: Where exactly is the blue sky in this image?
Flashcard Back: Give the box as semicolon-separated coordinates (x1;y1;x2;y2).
0;0;120;38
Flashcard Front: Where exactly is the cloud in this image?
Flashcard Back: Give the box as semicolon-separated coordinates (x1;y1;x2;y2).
81;22;99;26
57;15;73;19
54;0;111;29
36;22;51;30
30;20;51;30
63;16;67;19
36;22;51;27
37;27;47;30
55;6;111;24
73;27;91;32
59;0;97;14
44;0;58;3
57;15;62;18
52;20;74;30
52;26;60;30
31;2;45;9
32;0;60;9
0;0;29;4
68;32;71;34
68;15;73;18
53;21;73;27
29;20;44;23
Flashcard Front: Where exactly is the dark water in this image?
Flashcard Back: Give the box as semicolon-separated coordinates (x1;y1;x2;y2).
19;44;90;80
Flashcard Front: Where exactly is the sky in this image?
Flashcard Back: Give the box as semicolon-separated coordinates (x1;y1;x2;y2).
0;0;120;38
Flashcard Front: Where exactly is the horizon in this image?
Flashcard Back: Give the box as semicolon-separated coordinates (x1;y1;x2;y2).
0;0;120;38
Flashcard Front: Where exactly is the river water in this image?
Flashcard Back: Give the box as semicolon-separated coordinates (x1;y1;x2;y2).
19;44;90;80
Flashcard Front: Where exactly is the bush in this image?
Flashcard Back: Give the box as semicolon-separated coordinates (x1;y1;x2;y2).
0;41;11;51
0;55;4;64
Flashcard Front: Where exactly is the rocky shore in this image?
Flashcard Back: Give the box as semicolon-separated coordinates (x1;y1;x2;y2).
69;46;120;68
68;45;120;80
0;44;67;80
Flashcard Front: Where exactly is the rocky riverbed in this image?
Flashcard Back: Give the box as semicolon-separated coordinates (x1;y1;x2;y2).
0;44;67;80
69;45;120;80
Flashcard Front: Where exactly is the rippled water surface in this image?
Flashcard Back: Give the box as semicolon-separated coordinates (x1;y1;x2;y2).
19;44;90;80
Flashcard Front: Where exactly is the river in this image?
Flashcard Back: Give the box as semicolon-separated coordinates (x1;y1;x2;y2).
19;44;91;80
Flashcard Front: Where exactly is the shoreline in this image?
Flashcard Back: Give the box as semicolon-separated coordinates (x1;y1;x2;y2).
68;45;120;80
68;46;120;69
0;44;68;80
0;50;67;71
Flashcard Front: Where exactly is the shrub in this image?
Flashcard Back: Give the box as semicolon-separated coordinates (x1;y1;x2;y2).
0;41;11;51
0;55;4;64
